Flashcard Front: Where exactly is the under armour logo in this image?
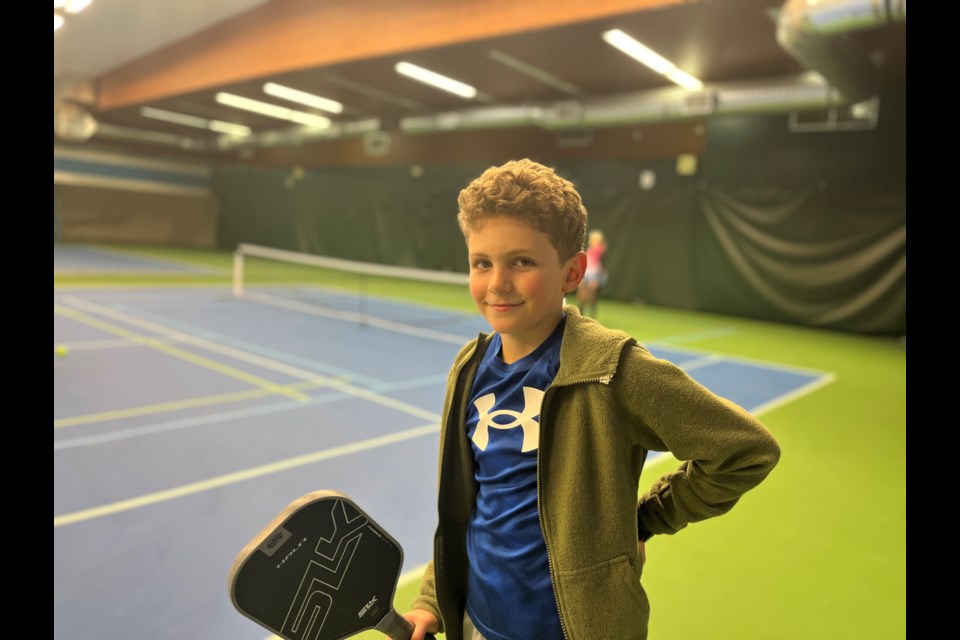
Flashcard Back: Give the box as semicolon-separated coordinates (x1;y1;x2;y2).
472;387;544;452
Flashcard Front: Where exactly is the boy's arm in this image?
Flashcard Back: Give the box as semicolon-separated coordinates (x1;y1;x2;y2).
623;348;782;537
409;560;444;633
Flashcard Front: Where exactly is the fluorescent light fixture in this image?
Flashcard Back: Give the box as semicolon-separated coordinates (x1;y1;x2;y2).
395;61;477;99
215;93;332;128
665;69;703;92
207;121;252;137
140;107;209;129
140;106;251;137
263;82;343;114
602;29;703;91
63;0;92;14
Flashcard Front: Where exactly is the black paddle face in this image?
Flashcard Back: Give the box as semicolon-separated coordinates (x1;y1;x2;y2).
229;491;404;640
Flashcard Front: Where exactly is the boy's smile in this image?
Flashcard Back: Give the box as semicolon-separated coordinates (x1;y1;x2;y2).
467;216;585;362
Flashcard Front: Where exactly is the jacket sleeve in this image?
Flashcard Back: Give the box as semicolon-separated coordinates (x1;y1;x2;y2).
619;345;782;537
410;561;443;632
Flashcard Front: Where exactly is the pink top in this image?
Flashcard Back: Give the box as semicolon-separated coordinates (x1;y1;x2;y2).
585;244;606;276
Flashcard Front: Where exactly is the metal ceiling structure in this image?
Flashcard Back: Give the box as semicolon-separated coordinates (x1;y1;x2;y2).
53;0;906;161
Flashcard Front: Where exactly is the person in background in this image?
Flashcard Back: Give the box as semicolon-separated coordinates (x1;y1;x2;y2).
576;228;607;318
398;158;781;640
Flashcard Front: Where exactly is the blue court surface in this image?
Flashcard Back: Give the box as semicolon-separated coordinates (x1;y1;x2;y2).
54;283;830;640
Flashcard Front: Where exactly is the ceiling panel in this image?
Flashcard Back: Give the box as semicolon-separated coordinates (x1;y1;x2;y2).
53;0;907;163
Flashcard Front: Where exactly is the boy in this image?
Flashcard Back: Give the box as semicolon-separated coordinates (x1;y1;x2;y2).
401;159;780;640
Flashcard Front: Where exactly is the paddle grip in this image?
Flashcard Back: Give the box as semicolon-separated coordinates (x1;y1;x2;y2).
376;607;437;640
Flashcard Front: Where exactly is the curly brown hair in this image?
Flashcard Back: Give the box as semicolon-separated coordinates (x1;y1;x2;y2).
457;158;587;262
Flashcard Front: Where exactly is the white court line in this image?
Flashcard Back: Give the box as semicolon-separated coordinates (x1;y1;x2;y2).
638;374;836;473
647;337;833;378
749;372;836;417
54;296;835;533
58;295;439;422
54;423;439;528
675;354;723;372
54;373;449;445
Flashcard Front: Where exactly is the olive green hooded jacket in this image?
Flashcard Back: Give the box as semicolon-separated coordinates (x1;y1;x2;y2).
413;306;781;639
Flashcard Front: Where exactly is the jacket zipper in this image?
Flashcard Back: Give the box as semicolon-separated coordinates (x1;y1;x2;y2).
537;373;613;640
437;336;485;638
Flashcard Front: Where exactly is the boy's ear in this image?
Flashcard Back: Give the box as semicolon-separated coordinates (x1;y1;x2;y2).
562;251;587;294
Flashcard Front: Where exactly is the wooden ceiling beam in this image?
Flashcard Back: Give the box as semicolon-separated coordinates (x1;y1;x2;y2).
97;0;690;110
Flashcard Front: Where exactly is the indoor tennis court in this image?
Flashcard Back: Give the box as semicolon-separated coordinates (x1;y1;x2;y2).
55;2;905;639
55;242;903;640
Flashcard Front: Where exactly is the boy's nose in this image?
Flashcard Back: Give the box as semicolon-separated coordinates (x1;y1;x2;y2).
489;267;513;293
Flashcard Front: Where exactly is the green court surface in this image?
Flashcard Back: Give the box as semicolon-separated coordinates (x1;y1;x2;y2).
55;243;906;640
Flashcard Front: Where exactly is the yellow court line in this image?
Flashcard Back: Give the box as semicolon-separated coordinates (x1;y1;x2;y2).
54;379;327;429
54;422;439;528
55;304;309;402
57;296;438;422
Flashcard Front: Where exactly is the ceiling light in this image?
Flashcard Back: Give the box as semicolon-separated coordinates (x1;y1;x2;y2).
61;0;92;14
140;106;252;138
395;62;477;99
140;107;209;129
207;121;253;137
215;93;332;128
602;29;703;91
54;0;93;31
665;69;703;92
263;83;343;114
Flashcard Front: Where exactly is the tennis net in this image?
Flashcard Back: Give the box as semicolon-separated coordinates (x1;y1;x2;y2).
231;243;473;332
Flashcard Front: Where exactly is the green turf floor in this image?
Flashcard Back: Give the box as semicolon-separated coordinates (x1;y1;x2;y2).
56;243;907;640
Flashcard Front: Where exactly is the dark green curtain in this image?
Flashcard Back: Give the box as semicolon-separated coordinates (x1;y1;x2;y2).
213;87;904;336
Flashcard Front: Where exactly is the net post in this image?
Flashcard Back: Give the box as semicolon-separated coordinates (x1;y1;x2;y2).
232;246;244;297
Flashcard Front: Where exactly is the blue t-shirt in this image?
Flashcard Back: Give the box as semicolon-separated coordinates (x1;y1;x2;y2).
465;317;565;640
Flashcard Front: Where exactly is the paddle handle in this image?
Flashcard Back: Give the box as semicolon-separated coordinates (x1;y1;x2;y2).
376;607;436;640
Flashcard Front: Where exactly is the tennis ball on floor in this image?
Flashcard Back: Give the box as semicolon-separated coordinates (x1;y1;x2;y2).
56;345;68;358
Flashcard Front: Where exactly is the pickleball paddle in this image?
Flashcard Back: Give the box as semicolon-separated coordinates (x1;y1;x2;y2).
228;490;435;640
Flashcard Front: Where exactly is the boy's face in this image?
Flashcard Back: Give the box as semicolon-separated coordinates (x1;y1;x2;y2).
467;215;585;360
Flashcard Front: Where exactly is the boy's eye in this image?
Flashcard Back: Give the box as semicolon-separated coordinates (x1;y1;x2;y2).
515;257;535;267
471;259;491;269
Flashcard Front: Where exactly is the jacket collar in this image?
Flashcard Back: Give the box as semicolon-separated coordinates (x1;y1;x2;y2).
460;305;634;385
554;305;634;385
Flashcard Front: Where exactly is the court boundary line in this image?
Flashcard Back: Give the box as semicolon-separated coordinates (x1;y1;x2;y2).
53;374;832;527
648;339;833;378
54;422;439;528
